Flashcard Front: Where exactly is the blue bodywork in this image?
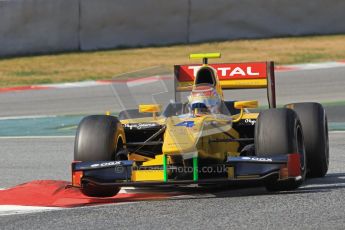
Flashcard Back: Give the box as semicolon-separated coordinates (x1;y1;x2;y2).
72;155;289;186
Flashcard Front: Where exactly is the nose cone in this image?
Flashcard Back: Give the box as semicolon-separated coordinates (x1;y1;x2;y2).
162;117;200;156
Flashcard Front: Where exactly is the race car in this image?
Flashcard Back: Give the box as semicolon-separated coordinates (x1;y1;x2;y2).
72;53;329;197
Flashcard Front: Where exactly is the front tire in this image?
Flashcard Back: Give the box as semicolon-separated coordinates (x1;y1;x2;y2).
74;115;126;197
81;183;121;197
285;102;329;177
255;108;306;191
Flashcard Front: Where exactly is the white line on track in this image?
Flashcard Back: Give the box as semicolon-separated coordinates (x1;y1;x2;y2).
286;62;345;71
0;205;61;216
329;131;345;134
43;80;107;89
302;183;345;189
0;115;57;120
127;76;162;87
0;136;75;139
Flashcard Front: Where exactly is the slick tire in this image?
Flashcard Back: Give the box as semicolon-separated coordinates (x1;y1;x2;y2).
74;115;126;197
81;183;121;198
255;108;306;191
285;102;329;177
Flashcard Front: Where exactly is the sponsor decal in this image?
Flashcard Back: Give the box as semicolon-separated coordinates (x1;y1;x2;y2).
175;121;195;127
177;62;267;82
123;123;160;130
90;161;122;168
244;119;256;125
188;66;259;77
241;157;273;162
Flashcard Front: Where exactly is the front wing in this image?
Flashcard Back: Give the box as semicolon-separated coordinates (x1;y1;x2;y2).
71;154;301;188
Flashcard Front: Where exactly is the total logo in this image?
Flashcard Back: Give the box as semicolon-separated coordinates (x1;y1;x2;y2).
188;66;260;77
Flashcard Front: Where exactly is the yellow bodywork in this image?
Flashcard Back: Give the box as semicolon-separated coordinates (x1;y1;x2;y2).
177;79;267;91
190;53;221;59
123;114;242;162
220;79;267;89
162;115;239;161
122;111;258;182
121;53;262;182
234;100;258;109
138;104;162;113
131;170;164;181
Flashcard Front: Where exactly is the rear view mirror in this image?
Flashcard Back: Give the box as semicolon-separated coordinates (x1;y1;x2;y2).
139;104;162;113
234;100;258;109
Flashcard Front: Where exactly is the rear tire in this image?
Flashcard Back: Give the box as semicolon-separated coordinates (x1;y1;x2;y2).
74;115;126;197
285;102;329;177
255;108;306;191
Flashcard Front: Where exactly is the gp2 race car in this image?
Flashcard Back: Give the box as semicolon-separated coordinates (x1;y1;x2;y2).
72;53;329;197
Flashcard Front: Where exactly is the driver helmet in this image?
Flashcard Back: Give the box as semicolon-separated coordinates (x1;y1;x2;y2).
188;84;221;115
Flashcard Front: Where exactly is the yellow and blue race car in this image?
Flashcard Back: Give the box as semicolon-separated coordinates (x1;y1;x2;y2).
72;53;329;197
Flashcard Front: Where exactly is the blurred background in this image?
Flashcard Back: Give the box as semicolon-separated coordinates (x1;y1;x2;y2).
1;0;345;57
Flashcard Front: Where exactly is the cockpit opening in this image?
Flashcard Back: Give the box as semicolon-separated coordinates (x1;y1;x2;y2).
195;67;216;86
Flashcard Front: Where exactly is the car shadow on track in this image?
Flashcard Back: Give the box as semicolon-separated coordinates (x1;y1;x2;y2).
298;172;345;190
224;172;345;198
136;172;345;200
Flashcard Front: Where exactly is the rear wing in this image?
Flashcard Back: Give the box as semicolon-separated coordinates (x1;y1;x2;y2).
174;61;276;108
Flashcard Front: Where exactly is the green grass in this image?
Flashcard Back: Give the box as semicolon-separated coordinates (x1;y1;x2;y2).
1;34;345;87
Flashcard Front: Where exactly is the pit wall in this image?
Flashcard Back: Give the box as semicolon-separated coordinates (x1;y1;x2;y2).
1;0;344;57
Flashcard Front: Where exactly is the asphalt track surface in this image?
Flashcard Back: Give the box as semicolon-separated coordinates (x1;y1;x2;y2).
1;67;345;229
0;132;344;229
